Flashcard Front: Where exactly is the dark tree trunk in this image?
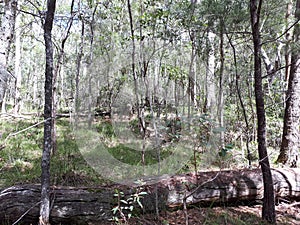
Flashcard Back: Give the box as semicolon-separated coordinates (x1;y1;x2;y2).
250;0;276;223
1;169;300;224
277;0;300;168
40;1;56;224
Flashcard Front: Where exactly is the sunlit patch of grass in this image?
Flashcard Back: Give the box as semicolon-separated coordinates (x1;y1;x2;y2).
0;118;106;188
0;119;43;186
107;144;173;166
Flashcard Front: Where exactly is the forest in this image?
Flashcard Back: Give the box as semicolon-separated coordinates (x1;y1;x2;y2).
0;0;300;224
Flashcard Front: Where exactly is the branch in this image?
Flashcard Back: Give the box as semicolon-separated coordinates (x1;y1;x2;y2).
4;118;50;141
19;9;42;18
12;201;41;225
261;63;292;79
183;171;221;200
26;0;43;14
262;19;300;45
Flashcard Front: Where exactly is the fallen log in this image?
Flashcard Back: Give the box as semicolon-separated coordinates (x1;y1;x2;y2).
0;168;300;224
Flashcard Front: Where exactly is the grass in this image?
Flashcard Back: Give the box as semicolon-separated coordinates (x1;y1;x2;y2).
0;116;297;225
107;144;173;166
0;117;104;188
0;116;256;187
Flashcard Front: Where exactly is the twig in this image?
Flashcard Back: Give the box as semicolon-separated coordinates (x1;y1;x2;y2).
5;118;51;141
289;202;300;207
183;191;189;225
262;19;300;45
19;9;41;18
261;63;292;79
12;201;41;225
181;171;221;225
183;171;221;200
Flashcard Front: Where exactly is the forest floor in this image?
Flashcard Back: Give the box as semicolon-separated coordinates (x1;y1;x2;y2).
102;204;300;225
1;117;299;225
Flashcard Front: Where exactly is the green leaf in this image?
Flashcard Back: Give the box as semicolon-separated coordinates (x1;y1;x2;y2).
137;199;143;208
112;206;118;214
127;197;134;201
120;200;128;204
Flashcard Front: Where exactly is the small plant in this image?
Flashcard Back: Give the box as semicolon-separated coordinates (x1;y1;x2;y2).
110;183;147;224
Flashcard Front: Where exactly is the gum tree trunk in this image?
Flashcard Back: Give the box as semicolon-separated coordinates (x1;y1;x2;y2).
277;0;300;168
0;0;17;111
13;1;21;114
40;1;56;224
250;0;276;223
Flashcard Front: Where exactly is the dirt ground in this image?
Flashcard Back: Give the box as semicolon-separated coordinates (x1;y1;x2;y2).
106;203;300;225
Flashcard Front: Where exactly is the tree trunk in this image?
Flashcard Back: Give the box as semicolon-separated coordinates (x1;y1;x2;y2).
1;168;300;224
227;34;252;167
204;30;216;118
284;0;293;82
0;0;17;111
40;1;56;224
13;0;22;114
277;0;300;168
250;0;276;223
75;15;84;123
218;23;225;149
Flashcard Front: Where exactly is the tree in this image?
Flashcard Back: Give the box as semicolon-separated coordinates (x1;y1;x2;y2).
277;0;300;168
52;0;75;153
0;0;17;111
13;0;22;114
250;0;276;223
39;0;56;224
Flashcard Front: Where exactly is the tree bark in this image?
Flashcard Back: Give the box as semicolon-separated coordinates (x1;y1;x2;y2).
1;168;300;224
277;0;300;168
0;0;17;111
250;0;276;223
74;13;84;123
13;0;21;114
284;0;293;82
40;0;56;224
218;22;225;149
204;30;216;118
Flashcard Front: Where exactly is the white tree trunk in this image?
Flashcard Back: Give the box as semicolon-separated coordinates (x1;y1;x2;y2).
0;0;17;111
205;31;216;118
14;1;22;114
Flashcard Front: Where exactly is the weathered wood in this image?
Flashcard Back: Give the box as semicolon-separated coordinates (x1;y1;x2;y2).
0;168;300;224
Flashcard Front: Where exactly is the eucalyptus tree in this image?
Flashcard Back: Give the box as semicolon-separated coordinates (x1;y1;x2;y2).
40;0;56;224
13;0;22;114
277;0;300;167
0;0;17;112
250;0;276;223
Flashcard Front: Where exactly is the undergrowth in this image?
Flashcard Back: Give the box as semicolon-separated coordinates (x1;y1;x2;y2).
0;118;103;188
